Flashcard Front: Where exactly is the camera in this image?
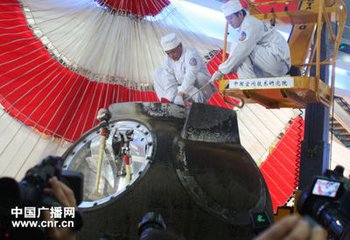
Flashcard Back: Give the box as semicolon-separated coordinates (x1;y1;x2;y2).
0;156;84;240
0;156;83;209
297;165;350;240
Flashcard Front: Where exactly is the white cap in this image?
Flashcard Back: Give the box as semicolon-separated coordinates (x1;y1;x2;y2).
160;33;181;51
221;0;243;17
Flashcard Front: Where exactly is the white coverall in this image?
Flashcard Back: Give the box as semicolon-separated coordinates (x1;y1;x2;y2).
154;47;216;103
219;15;291;78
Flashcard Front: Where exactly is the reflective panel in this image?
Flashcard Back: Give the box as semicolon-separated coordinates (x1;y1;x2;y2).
63;120;154;208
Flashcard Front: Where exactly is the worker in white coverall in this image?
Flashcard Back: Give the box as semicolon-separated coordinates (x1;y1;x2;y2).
212;0;291;81
153;33;216;105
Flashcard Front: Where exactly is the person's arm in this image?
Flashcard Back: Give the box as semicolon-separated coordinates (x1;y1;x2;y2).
254;215;326;240
177;50;202;96
163;58;179;102
219;17;263;75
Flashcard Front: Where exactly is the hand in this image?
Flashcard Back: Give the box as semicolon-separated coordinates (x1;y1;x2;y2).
173;95;184;105
45;177;76;207
211;71;223;82
42;177;77;240
254;215;326;240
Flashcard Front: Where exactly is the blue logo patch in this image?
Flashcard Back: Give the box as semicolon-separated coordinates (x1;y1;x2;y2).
239;31;247;41
189;57;198;66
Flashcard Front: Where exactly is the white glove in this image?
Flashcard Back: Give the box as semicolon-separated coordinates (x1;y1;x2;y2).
210;71;223;82
173;95;184;105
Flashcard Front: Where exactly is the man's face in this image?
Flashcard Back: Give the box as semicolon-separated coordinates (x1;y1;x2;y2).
165;44;182;61
226;11;244;29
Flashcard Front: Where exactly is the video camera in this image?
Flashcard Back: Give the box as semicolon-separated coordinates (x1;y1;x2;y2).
0;156;84;240
297;165;350;240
